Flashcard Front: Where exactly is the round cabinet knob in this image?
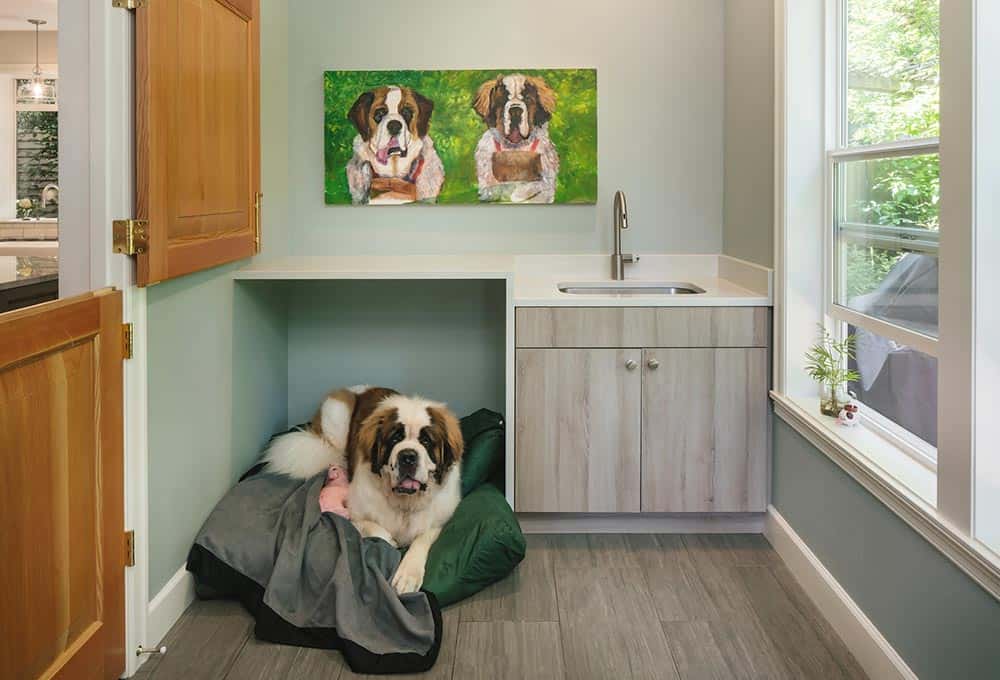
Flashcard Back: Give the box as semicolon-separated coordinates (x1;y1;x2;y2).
647;358;660;370
625;359;638;371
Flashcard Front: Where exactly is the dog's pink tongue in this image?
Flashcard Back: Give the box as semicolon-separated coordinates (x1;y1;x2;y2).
376;139;400;165
399;478;420;491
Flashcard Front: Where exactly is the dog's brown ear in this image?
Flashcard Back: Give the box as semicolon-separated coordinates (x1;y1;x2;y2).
428;406;463;483
348;90;375;140
473;76;503;124
526;76;556;124
413;90;434;138
354;409;385;475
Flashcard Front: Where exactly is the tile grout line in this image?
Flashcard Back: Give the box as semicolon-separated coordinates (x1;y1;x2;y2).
548;538;570;680
766;563;867;679
218;625;254;680
637;536;684;680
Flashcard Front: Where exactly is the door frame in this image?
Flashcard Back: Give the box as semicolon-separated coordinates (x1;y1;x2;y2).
59;3;149;676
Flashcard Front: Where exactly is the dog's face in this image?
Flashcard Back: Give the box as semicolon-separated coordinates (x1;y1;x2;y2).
348;86;433;177
356;395;463;496
473;74;556;145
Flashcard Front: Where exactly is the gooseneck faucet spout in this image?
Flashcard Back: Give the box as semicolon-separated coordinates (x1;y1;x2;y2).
611;190;637;280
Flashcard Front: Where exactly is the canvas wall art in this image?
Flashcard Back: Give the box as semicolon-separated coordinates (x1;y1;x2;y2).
324;69;597;205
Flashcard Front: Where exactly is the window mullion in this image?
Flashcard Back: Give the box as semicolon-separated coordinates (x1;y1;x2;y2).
936;0;975;532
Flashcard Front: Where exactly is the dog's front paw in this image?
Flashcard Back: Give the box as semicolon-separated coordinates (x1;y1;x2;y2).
391;559;425;595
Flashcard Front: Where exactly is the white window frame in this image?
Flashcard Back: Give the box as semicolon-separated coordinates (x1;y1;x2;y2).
773;0;1000;601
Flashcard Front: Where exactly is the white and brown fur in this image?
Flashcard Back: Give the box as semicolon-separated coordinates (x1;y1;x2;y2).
262;386;463;594
346;86;445;205
472;74;560;203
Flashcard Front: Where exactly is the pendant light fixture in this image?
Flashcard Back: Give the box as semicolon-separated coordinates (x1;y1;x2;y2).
16;19;56;103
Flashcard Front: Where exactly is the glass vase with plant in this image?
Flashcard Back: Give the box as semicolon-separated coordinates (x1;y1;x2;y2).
805;326;861;417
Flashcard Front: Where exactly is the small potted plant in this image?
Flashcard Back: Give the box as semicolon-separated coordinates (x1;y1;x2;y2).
805;326;860;417
16;197;34;220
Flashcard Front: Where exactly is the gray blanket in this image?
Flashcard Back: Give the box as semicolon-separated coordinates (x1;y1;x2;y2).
188;469;441;673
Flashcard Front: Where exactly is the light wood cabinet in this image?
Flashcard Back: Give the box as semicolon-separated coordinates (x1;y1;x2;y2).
640;348;768;512
515;349;642;512
514;307;769;514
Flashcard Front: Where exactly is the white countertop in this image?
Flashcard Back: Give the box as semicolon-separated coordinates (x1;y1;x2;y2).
234;253;772;307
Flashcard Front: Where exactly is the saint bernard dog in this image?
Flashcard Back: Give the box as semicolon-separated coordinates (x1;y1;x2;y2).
472;73;560;203
263;386;463;595
346;86;445;205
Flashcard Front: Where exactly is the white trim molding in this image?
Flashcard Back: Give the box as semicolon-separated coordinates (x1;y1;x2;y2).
146;565;196;657
773;391;1000;602
764;506;918;680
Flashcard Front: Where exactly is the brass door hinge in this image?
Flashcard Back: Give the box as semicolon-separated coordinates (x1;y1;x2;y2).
122;323;134;360
253;192;263;253
112;0;147;9
125;530;136;567
113;219;149;256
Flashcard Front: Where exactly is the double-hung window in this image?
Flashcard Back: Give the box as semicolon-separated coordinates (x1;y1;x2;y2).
777;0;1000;595
828;0;939;466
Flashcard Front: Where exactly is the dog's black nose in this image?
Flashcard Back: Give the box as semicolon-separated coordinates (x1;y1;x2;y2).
387;120;403;135
509;106;523;121
398;449;418;469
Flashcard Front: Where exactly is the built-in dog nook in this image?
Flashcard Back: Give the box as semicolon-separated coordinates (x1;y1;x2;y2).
234;278;506;430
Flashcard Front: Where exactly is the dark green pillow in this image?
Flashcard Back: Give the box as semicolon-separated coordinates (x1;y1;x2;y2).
459;409;505;497
422;483;526;607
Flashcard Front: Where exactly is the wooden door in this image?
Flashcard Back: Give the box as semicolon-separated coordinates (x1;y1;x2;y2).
0;290;126;680
640;348;768;512
515;349;641;512
135;0;261;286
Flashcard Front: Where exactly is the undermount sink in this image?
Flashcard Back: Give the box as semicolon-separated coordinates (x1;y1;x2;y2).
557;281;706;296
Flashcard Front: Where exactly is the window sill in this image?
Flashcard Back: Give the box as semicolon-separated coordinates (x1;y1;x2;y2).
771;391;1000;602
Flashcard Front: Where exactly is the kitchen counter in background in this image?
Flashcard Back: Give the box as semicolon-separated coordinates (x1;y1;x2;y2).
0;219;59;241
234;253;772;307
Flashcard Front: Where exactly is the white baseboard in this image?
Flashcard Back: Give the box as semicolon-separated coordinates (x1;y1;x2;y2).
146;565;196;649
764;506;917;680
517;512;766;534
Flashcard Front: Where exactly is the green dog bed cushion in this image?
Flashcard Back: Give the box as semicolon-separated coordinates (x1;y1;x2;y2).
422;408;523;606
458;408;507;496
423;482;524;606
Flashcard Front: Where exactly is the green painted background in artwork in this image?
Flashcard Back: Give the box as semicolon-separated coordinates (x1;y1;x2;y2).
323;69;597;205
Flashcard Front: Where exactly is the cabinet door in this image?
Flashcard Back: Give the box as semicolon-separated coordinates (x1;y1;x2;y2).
641;348;768;512
0;290;125;680
135;0;261;286
515;349;641;512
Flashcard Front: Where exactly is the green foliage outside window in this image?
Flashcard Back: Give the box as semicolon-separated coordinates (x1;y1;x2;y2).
843;0;939;299
16;110;59;219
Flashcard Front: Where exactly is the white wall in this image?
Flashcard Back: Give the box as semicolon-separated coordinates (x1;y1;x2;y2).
286;0;725;256
0;31;57;64
722;0;774;267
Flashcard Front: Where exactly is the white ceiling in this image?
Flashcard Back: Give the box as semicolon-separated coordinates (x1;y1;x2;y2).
0;0;57;32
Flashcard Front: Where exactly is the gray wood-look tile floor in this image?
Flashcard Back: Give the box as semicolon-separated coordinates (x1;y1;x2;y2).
134;534;867;680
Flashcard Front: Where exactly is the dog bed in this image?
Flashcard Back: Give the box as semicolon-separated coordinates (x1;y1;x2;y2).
186;408;522;674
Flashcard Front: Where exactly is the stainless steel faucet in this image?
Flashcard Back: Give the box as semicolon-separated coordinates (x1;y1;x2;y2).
611;190;638;280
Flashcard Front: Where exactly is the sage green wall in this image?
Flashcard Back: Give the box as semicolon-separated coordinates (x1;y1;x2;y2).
772;417;1000;679
722;0;774;267
146;0;290;596
286;280;506;425
288;0;725;256
147;272;288;593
